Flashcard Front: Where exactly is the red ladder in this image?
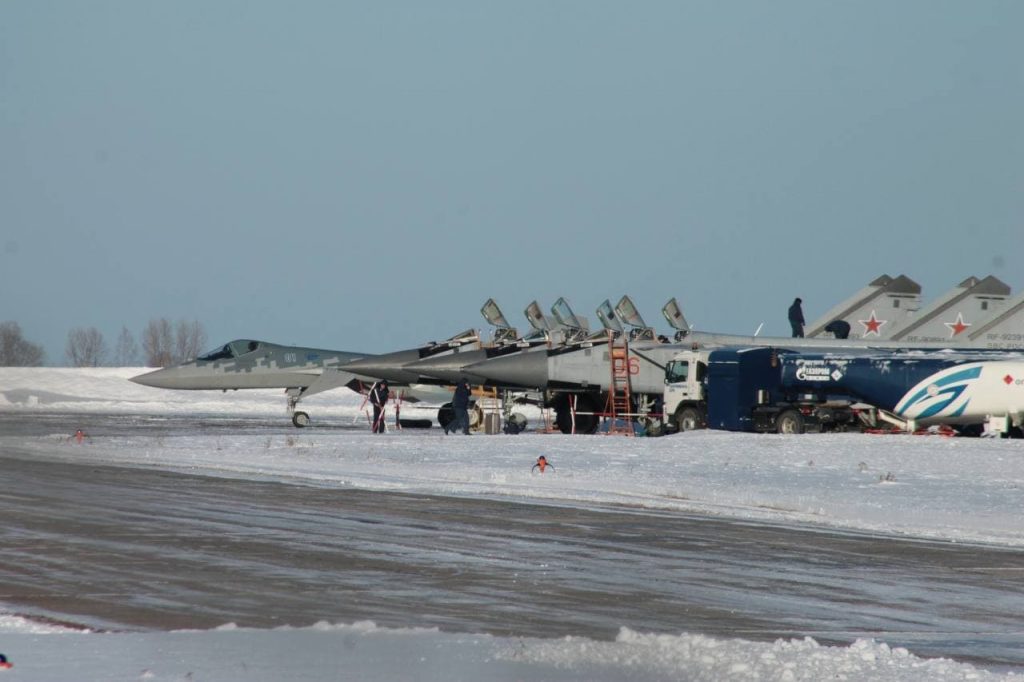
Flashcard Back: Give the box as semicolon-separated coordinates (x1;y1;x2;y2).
604;332;634;436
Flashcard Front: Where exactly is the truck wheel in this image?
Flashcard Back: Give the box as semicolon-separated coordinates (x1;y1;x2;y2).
955;423;984;438
776;409;805;434
675;406;702;432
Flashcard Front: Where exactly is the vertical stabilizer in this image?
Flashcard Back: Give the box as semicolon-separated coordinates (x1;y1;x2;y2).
887;275;1011;344
805;274;921;339
967;289;1024;349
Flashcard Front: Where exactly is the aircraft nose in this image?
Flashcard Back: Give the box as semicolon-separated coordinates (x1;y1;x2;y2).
341;351;423;384
466;349;549;389
404;351;486;384
129;368;181;389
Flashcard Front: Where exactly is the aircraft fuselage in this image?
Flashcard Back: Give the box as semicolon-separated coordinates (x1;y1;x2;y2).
130;339;369;392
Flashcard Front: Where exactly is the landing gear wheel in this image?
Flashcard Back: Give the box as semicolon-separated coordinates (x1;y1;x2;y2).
776;409;805;434
674;406;702;432
504;412;528;434
437;403;454;431
553;394;600;435
292;411;310;428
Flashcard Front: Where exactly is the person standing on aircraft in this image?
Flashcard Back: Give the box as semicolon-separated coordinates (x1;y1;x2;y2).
788;298;805;338
370;380;389;433
447;377;472;435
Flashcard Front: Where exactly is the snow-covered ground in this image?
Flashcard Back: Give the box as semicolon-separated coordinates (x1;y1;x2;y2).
1;367;1022;681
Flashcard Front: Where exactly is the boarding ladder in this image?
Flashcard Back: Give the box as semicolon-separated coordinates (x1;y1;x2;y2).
604;332;634;436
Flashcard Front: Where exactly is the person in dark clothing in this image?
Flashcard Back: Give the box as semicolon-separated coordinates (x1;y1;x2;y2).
824;319;851;339
447;377;472;435
788;298;805;338
369;380;389;433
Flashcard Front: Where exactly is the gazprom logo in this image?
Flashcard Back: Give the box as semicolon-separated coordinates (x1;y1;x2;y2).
895;365;982;419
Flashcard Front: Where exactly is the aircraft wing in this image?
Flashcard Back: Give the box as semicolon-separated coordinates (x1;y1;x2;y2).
299;367;364;399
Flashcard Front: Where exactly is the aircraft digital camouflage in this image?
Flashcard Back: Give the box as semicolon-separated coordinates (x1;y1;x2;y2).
130;339;404;427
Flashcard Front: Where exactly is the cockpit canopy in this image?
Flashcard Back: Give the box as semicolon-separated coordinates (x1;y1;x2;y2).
197;339;262;362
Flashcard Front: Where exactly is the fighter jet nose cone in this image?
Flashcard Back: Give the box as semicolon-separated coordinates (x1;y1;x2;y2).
405;350;488;384
340;356;383;372
466;350;549;388
129;369;172;389
128;374;145;386
341;351;422;384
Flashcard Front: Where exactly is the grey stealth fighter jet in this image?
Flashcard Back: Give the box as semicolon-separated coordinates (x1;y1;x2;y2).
130;339;377;427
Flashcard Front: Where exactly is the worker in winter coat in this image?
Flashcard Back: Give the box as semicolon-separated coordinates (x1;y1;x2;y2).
788;298;805;338
370;380;389;433
447;378;472;435
824;319;851;339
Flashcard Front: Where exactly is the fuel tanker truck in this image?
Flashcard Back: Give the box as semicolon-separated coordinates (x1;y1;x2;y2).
664;346;1024;436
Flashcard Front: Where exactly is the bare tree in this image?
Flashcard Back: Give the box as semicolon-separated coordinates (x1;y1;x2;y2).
141;318;173;367
65;327;107;367
141;318;207;366
0;321;45;366
112;326;139;366
174;319;207;362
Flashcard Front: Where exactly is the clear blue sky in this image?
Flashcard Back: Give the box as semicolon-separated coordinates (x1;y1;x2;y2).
3;1;1022;364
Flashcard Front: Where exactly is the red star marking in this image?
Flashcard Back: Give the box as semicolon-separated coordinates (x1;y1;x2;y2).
859;311;885;336
1005;375;1014;385
944;312;971;337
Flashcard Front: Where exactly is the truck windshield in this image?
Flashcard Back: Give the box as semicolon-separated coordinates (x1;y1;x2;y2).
666;360;689;383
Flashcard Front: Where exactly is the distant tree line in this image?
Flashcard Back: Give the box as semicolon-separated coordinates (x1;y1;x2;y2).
0;322;45;366
0;319;208;368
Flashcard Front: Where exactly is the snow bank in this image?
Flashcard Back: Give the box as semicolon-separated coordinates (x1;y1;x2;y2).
1;619;1018;682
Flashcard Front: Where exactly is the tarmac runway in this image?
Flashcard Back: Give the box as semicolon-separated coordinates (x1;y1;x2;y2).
1;414;1023;669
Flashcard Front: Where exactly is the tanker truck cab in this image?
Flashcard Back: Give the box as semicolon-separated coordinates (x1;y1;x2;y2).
664;349;710;431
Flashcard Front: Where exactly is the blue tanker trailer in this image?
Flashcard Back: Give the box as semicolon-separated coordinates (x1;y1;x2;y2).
664;346;1024;435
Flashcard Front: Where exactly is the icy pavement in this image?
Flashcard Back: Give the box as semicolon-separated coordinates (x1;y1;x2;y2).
1;368;1022;681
